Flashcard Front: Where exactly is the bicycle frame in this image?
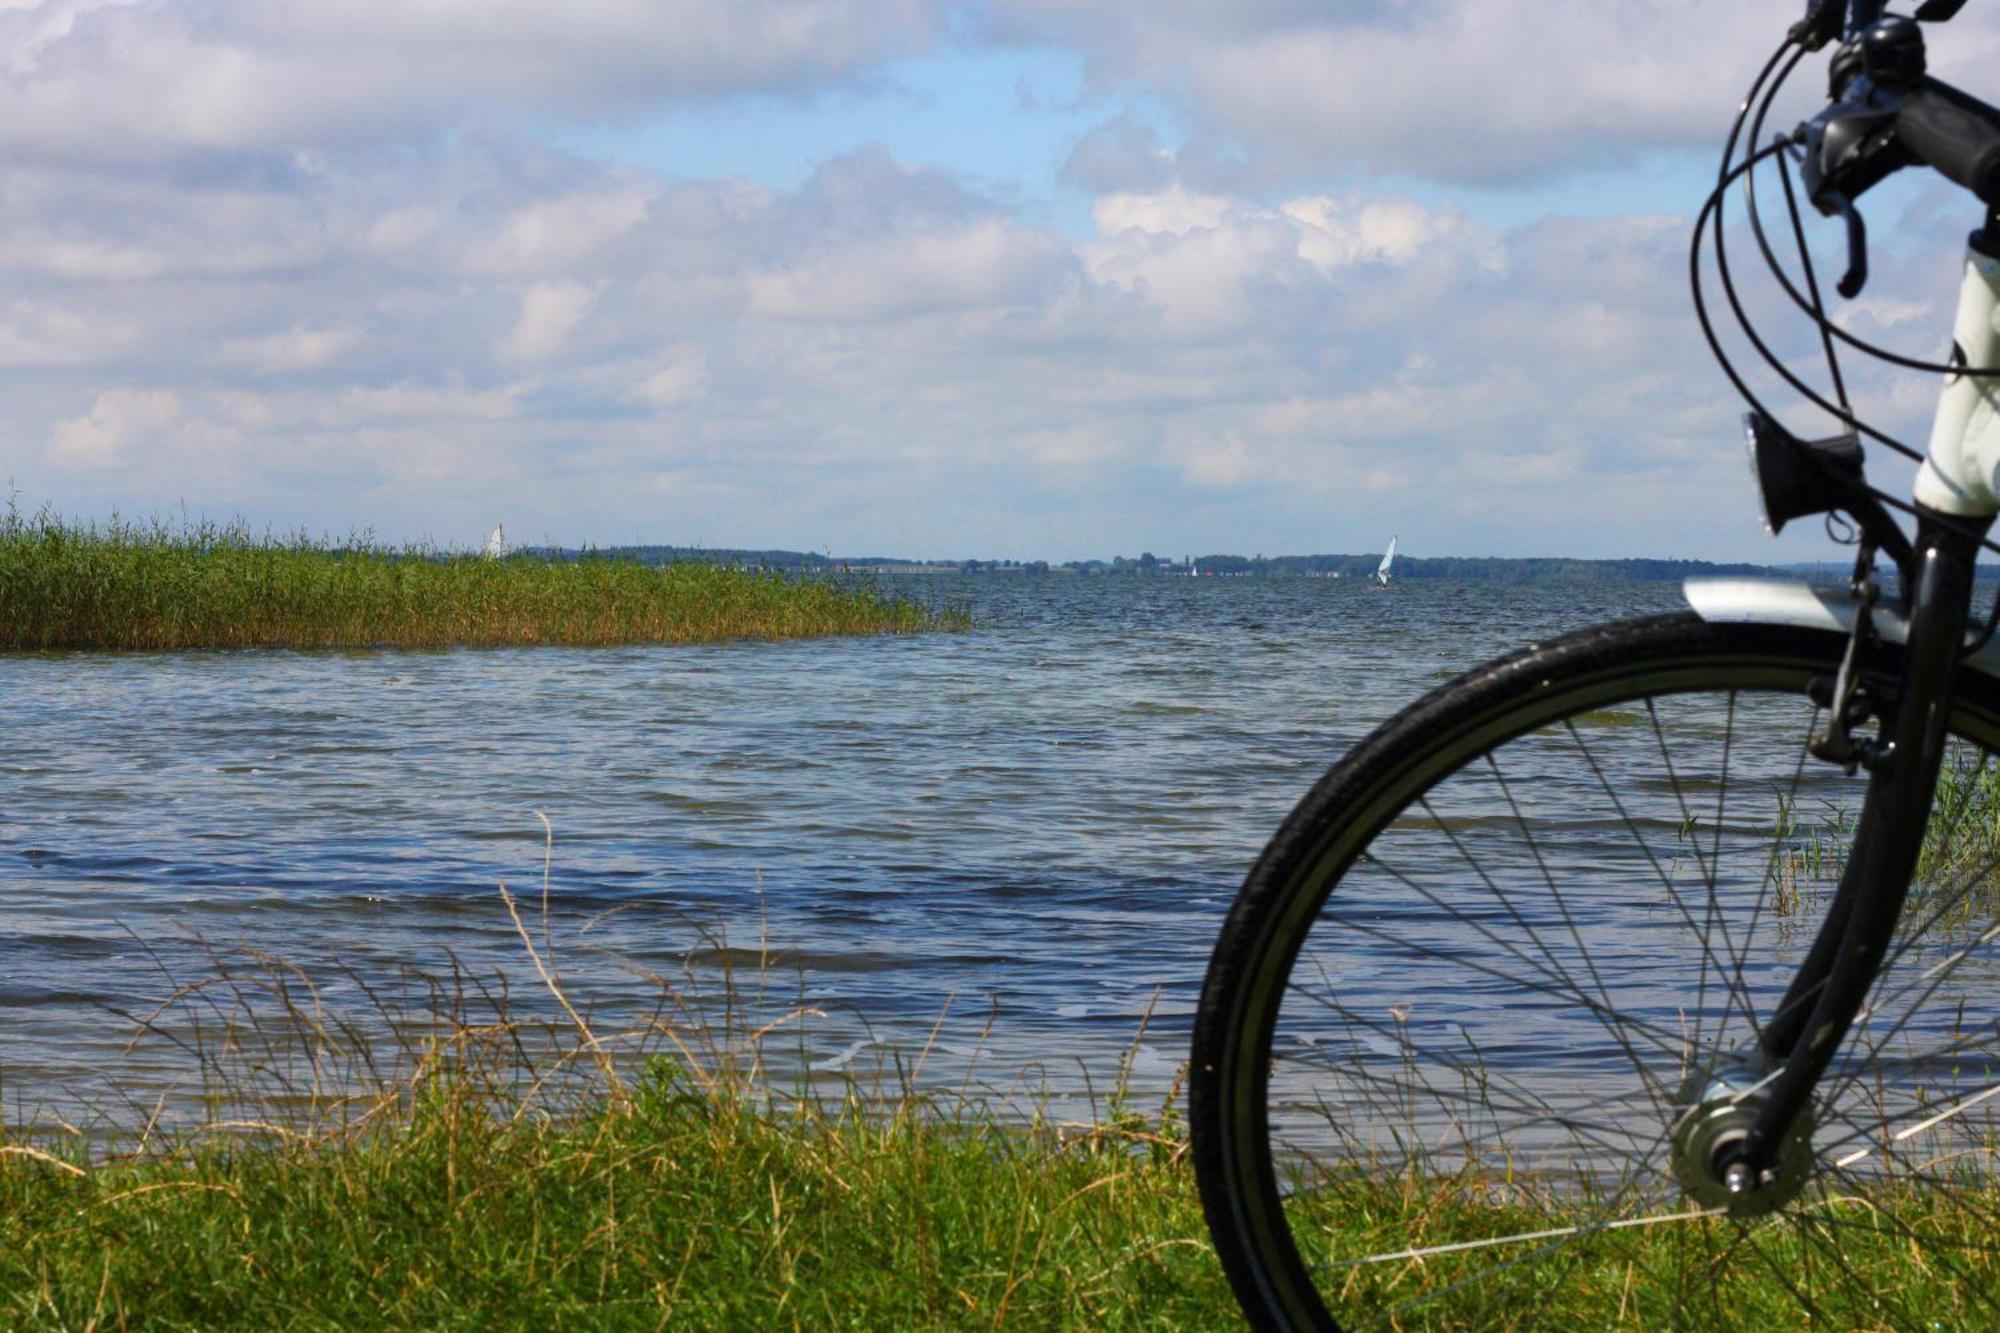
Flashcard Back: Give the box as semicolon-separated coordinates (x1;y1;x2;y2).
1692;224;2000;1188
1917;227;2000;517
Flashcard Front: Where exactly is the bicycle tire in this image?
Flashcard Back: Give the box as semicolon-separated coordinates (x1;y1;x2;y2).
1192;612;2000;1329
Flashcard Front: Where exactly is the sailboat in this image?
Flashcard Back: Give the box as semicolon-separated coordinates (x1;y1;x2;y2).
1374;535;1398;588
483;523;507;559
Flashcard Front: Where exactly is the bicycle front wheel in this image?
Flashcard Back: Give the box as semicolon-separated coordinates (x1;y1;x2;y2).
1192;613;2000;1329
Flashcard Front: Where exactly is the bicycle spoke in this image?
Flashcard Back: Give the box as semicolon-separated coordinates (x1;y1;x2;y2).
1334;1205;1723;1267
1561;714;1763;1050
1301;908;1692;1061
1484;752;1673;1111
1198;619;2000;1325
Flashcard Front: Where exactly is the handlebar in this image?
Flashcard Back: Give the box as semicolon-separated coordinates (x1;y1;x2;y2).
1804;8;2000;205
1896;81;2000;203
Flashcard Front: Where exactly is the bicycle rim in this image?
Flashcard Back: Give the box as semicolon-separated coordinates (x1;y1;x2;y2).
1192;614;2000;1329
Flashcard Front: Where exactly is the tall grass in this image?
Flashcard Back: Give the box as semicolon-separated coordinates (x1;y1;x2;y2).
0;856;1231;1328
0;853;1995;1324
0;507;966;650
1772;746;2000;914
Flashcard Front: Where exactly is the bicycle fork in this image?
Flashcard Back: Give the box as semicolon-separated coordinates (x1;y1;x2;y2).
1687;511;1989;1209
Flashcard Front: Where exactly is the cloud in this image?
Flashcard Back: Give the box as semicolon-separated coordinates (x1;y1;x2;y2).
1061;112;1177;194
3;3;1968;559
5;133;1803;556
1004;1;2000;184
50;387;184;467
501;280;600;362
0;0;942;163
627;346;710;408
747;219;1073;321
216;325;361;374
459;183;661;279
1080;186;1497;336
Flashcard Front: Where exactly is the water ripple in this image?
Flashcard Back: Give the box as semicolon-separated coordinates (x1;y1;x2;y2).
0;576;1681;1117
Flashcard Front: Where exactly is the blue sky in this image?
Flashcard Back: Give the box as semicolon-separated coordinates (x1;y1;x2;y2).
557;42;1721;237
6;1;2000;562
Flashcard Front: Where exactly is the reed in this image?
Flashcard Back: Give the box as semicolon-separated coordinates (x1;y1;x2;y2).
1771;746;2000;916
0;506;966;650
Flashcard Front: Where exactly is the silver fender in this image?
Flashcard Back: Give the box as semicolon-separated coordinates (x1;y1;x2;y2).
1683;577;2000;679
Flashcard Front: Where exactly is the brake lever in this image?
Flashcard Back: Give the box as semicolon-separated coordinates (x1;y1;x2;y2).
1828;191;1870;296
1799;93;1903;296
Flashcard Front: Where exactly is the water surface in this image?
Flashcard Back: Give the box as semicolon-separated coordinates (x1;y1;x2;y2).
0;576;1688;1125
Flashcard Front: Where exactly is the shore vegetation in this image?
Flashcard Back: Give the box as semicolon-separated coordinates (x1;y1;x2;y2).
0;508;965;651
1;882;1994;1328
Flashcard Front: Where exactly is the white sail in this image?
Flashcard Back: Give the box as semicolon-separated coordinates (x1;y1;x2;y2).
1375;535;1398;586
483;523;507;559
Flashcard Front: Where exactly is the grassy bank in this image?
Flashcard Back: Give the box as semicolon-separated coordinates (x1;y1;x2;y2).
5;1065;1997;1328
0;510;966;650
1;819;1992;1326
0;893;1232;1328
2;896;1994;1330
0;1065;1229;1328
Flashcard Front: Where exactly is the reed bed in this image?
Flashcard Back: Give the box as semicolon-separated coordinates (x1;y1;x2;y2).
0;509;965;651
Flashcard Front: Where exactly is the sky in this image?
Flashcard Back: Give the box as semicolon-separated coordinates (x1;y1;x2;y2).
7;1;2000;562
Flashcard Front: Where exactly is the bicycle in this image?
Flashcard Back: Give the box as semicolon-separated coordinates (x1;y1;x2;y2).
1190;2;2000;1326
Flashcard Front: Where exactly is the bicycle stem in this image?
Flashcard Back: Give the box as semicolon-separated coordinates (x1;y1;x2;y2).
1738;507;1990;1180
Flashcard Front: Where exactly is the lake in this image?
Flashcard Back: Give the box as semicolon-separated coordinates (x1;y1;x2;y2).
0;574;1694;1130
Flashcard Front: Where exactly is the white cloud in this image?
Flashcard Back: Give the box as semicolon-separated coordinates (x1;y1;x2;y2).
337;381;522;424
1283;196;1498;271
0;0;942;161
1002;1;2000;184
1;4;1970;559
0;118;1867;556
50;387;183;467
465;186;659;278
747;219;1072;321
1081;188;1494;337
216;324;360;374
1169;429;1255;488
500;280;599;362
1092;188;1238;237
627;345;710;408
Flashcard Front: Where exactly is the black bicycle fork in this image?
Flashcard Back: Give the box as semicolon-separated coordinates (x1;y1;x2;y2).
1730;509;1991;1191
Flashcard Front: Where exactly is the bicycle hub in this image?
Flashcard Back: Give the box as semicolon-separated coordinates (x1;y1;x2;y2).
1670;1058;1815;1217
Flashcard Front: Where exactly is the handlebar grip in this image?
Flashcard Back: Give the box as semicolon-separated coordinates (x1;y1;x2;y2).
1897;79;2000;204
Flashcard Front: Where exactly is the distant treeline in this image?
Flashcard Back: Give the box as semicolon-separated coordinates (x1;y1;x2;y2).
1178;554;1775;582
555;545;1776;583
536;545;880;570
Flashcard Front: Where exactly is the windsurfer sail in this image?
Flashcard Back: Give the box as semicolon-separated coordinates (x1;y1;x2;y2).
1374;535;1397;587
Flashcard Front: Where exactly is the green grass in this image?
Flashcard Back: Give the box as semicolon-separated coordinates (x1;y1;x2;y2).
6;1051;1995;1329
0;884;1231;1329
0;507;966;651
0;1065;1229;1328
1274;1168;2000;1329
1;886;1996;1328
